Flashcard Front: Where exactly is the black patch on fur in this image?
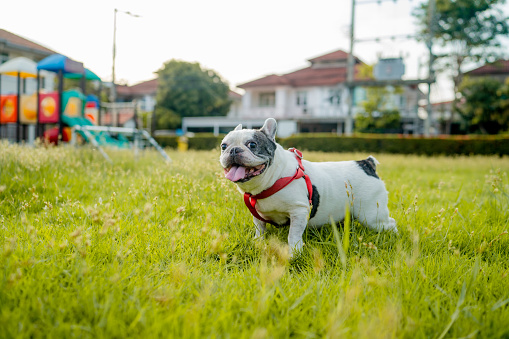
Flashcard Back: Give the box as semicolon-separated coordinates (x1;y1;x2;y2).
310;185;320;219
356;158;379;179
251;131;277;166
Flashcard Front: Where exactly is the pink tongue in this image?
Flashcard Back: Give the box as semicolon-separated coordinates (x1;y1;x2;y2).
225;165;247;182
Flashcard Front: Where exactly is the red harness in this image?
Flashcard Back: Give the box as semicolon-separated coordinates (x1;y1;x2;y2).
243;148;313;226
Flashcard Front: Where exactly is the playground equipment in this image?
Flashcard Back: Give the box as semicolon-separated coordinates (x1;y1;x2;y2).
0;54;171;163
72;125;171;164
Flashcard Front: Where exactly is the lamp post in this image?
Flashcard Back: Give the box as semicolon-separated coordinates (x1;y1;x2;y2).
111;8;141;103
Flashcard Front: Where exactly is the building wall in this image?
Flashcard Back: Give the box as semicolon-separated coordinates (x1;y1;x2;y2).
240;84;421;123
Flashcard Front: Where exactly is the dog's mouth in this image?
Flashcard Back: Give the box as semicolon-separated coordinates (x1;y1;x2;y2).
224;163;267;182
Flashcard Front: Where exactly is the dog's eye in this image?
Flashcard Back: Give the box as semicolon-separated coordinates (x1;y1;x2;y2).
247;142;257;149
221;143;227;151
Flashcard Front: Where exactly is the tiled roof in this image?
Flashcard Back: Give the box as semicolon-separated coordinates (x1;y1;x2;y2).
116;78;158;96
308;49;350;63
466;60;509;76
238;49;365;88
237;74;292;88
101;113;137;125
0;29;56;55
116;78;242;99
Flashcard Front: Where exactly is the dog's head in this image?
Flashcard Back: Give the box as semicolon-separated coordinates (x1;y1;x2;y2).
220;118;277;183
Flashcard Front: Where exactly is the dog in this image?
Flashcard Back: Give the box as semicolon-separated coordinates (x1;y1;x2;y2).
219;118;397;257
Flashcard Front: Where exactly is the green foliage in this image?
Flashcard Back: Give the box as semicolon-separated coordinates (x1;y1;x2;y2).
155;60;231;129
355;110;401;133
458;76;509;134
281;134;509;156
155;134;223;150
355;64;404;133
153;133;509;156
413;0;509;90
154;106;181;130
1;143;509;338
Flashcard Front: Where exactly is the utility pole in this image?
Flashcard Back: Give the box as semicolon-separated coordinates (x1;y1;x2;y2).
111;8;141;103
345;0;356;136
111;8;118;104
424;0;435;137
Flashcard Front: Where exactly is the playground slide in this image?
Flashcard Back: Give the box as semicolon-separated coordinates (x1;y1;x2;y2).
62;115;129;148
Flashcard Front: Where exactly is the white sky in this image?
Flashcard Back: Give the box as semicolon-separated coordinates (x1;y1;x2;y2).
2;0;508;102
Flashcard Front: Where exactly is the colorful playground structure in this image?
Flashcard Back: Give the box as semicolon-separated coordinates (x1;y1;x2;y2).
0;54;170;162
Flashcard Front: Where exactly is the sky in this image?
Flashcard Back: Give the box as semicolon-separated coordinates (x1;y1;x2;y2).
2;0;508;103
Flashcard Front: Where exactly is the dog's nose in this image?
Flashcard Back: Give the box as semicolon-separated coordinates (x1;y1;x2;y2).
230;147;244;156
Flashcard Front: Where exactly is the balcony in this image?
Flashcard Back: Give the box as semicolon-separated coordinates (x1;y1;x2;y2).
240;106;348;119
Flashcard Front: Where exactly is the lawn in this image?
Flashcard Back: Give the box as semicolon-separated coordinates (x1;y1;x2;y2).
1;142;508;338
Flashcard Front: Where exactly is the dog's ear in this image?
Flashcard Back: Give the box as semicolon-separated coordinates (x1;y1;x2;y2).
260;118;277;141
234;124;242;131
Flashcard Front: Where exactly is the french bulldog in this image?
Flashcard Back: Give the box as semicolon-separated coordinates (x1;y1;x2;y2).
220;118;397;257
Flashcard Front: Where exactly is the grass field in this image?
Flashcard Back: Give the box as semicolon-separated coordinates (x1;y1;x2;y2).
1;142;508;338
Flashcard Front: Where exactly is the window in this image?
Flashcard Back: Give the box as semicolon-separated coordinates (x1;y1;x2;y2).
0;53;8;65
259;92;275;107
296;91;307;106
328;89;341;105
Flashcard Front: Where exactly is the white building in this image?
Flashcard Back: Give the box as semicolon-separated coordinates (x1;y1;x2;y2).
183;49;424;137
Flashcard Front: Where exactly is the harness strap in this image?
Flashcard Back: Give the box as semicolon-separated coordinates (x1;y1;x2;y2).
243;148;313;226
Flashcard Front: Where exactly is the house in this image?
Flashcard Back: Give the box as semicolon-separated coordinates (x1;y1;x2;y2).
465;60;509;83
116;78;243;133
428;60;509;135
116;79;158;112
0;29;56;94
116;78;242;115
182;49;425;137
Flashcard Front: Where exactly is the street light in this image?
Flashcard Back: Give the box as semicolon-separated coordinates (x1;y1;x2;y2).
111;8;141;103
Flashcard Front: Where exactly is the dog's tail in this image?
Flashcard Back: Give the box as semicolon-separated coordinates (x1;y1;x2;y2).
366;155;379;170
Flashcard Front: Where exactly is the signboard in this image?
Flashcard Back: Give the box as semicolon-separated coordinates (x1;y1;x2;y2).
39;92;59;124
0;95;18;123
374;58;405;81
19;94;37;124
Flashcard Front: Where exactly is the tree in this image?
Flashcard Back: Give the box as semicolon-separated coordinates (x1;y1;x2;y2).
458;76;509;134
155;60;231;129
413;0;509;115
354;64;403;133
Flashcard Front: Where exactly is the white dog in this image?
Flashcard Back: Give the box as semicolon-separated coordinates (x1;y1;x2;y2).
220;118;397;257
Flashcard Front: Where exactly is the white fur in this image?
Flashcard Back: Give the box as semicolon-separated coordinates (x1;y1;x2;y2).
220;119;397;258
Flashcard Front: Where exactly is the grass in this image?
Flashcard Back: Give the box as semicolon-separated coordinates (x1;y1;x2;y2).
1;141;508;338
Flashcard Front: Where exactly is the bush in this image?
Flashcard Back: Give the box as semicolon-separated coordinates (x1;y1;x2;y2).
154;134;223;150
155;133;509;156
281;134;509;156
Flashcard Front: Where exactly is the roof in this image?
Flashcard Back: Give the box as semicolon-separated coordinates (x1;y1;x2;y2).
116;78;243;100
0;29;56;56
308;49;350;63
116;78;158;96
466;60;509;76
238;49;365;88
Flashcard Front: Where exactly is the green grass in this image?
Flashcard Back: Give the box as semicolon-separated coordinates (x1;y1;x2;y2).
1;142;508;338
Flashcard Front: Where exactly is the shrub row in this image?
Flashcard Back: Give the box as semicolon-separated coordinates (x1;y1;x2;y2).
281;134;509;156
154;134;223;150
154;133;509;156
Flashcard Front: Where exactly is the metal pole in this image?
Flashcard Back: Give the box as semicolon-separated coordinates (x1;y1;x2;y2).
98;81;103;125
424;0;435;137
111;8;117;104
16;72;21;143
345;0;356;136
36;70;40;140
58;69;64;144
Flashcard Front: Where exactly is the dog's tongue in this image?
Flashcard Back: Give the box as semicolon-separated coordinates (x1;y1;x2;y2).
225;165;247;182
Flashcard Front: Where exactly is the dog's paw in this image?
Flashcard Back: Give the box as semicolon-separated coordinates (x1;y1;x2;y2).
289;241;304;260
387;217;398;233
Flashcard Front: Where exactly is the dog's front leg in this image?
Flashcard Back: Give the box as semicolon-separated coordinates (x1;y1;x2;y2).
253;217;266;239
288;209;309;258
